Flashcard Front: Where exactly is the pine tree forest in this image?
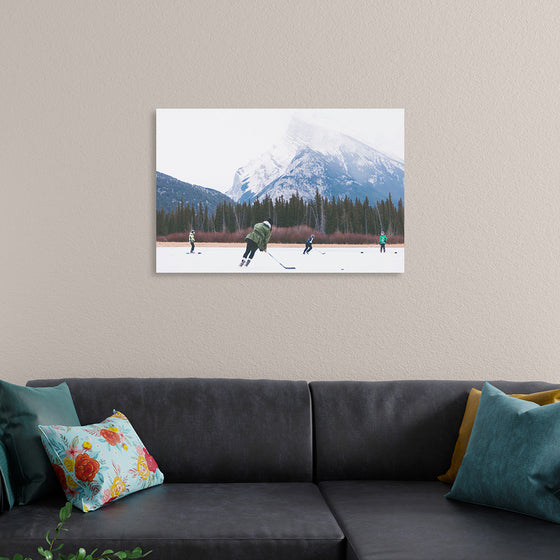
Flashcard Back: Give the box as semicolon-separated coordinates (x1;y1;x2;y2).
157;191;404;242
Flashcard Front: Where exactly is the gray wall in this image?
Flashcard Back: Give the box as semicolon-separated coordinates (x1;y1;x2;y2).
2;1;560;384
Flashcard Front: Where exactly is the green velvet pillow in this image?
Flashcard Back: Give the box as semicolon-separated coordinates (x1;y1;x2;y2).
0;380;80;505
446;382;560;523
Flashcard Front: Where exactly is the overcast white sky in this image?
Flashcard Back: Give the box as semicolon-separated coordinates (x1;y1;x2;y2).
156;109;404;192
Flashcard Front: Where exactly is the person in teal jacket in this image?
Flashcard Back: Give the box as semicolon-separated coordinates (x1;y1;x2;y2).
239;220;272;267
379;231;387;253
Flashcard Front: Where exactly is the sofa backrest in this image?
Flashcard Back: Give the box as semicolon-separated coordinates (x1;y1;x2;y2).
310;380;560;481
27;378;313;483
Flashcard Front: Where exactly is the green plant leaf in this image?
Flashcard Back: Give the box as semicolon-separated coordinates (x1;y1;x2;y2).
114;553;127;559
14;554;23;560
100;552;114;556
38;548;54;560
59;502;72;522
64;502;73;518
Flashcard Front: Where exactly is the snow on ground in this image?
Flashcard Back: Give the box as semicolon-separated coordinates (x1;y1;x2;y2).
157;246;404;273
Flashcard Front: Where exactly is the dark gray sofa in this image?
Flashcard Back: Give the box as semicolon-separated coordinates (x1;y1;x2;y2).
0;378;559;559
311;380;560;560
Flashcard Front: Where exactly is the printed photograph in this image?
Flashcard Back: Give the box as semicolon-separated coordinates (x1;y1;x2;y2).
156;109;404;273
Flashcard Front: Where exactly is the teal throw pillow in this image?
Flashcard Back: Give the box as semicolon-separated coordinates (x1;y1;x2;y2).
39;411;164;512
446;382;560;523
0;440;15;511
0;380;80;505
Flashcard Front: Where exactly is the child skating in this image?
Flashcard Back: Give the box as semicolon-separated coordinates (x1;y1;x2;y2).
303;234;314;254
379;231;387;253
239;219;272;267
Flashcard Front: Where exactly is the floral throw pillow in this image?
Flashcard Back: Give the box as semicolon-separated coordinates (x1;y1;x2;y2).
39;411;164;512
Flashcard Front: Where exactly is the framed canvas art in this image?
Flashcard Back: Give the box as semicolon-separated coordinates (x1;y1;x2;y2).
156;109;404;273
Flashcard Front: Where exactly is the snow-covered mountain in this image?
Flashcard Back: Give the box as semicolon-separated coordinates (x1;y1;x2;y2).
226;117;404;204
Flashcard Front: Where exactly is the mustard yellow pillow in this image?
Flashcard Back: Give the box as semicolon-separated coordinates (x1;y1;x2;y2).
438;387;560;484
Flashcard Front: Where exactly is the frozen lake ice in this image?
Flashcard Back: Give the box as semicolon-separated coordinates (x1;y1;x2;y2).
156;245;404;273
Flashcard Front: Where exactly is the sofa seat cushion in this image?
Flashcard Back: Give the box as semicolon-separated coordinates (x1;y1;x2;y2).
0;483;344;560
319;481;560;560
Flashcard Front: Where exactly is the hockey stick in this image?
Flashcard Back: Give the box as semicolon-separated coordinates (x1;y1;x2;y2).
267;251;295;270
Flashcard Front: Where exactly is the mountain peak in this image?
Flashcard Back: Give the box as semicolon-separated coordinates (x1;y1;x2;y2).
226;119;404;205
286;117;348;155
286;116;319;143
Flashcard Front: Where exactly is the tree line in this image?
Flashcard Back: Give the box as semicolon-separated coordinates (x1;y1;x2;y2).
156;190;404;237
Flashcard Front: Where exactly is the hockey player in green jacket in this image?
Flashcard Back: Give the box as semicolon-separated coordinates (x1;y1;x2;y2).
239;220;272;267
379;231;387;253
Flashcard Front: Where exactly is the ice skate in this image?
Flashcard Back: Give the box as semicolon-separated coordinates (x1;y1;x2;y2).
239;259;246;267
245;259;251;267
